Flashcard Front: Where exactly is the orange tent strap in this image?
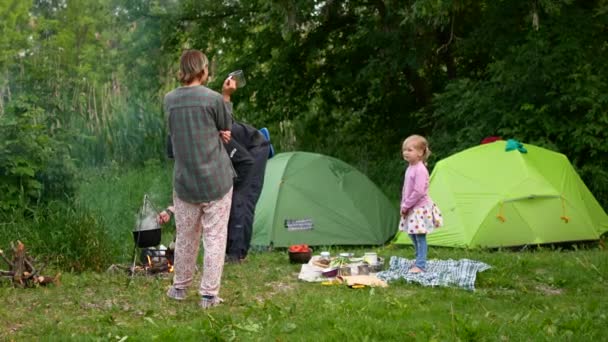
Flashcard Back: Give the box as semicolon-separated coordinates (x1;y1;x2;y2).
560;196;570;223
496;202;506;222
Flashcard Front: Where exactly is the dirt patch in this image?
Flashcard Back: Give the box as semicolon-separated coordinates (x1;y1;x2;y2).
535;284;563;295
1;323;24;337
265;281;295;294
254;281;296;304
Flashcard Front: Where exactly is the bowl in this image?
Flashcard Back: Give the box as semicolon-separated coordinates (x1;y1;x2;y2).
322;268;338;278
288;250;312;264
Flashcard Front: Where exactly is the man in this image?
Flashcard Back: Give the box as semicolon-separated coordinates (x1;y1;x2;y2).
223;121;270;263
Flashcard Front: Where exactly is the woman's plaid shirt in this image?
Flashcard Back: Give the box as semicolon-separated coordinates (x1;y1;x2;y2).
164;85;235;203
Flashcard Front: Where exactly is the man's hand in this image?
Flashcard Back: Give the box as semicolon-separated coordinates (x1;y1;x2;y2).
219;130;231;143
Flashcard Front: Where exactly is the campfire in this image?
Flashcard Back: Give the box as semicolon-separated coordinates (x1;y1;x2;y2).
139;249;174;275
107;247;175;276
0;241;60;288
106;194;176;277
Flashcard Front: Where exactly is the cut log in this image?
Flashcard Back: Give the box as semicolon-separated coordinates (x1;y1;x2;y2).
12;241;26;288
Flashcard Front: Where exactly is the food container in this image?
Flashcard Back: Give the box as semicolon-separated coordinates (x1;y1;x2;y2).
369;258;385;273
289;250;312;264
357;264;370;275
338;267;351;276
363;252;378;265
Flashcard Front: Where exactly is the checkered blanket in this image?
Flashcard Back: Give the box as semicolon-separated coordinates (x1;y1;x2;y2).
376;257;491;291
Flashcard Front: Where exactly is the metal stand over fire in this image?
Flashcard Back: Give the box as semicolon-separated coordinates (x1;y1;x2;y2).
129;194;163;283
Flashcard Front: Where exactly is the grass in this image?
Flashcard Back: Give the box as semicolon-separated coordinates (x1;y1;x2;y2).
1;245;606;341
1;164;607;340
74;161;174;262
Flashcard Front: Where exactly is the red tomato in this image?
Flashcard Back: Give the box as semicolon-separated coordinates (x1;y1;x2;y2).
289;244;310;253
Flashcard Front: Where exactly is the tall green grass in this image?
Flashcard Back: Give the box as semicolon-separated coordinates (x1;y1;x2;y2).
0;201;115;272
0;161;175;271
74;160;174;262
70;99;166;167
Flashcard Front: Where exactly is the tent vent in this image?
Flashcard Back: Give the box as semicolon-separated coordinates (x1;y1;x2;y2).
285;219;314;231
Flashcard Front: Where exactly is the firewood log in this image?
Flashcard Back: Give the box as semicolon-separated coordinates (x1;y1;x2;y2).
147;264;169;274
0;241;60;288
0;249;13;268
34;273;61;286
24;258;36;274
12;241;26;288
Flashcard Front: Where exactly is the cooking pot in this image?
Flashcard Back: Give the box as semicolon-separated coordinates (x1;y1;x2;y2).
133;194;162;248
133;228;161;248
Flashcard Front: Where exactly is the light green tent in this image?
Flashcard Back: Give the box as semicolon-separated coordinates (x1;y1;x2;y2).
394;141;608;248
252;152;398;247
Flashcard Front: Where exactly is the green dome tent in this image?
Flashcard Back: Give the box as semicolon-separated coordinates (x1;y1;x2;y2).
394;141;608;248
252;152;398;248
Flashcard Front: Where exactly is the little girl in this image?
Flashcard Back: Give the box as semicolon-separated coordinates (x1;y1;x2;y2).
399;135;443;273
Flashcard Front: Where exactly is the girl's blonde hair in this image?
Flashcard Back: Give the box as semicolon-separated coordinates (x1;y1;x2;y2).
402;134;431;163
178;49;209;85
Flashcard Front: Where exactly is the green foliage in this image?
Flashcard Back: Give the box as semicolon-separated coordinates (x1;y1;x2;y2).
426;1;608;206
3;0;607;211
0;162;174;273
75;162;173;261
0;200;115;272
0;0;31;70
69;99;166;166
0;97;77;211
153;0;607;210
0;0;169;169
1;0;608;268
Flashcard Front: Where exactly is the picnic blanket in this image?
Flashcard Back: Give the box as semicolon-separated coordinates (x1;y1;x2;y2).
376;257;491;291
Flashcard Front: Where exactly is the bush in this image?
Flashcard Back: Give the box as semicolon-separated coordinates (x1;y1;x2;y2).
0;201;116;272
0;97;77;212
